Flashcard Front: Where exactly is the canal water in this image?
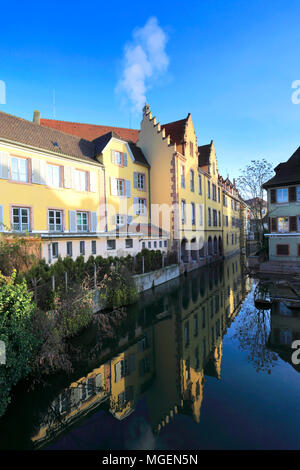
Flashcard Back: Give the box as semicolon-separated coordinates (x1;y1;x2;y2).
1;253;300;450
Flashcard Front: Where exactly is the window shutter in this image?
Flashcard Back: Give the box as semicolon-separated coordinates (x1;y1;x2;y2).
64;167;72;188
111;150;116;164
95;373;102;390
270;189;276;204
133;172;138;189
125;180;131;197
0;205;4;231
115;362;122;382
91;211;98;232
40;160;47;184
134;197;139;215
31;159;41;184
0;151;9;179
129;354;135;373
271;218;277;232
110;177;117;196
90;171;97;192
123;153;127;166
289;186;296;203
290;216;297;232
127;215;133;224
69;210;77;232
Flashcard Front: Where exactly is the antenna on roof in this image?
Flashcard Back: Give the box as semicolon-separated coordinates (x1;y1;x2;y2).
53;89;56;119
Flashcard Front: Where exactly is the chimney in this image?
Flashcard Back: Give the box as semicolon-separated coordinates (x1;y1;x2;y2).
33;110;40;125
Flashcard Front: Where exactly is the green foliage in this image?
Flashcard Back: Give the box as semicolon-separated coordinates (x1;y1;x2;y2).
98;266;138;309
0;271;39;417
0;234;39;276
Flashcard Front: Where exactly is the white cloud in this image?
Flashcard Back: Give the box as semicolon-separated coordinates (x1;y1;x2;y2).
116;17;169;112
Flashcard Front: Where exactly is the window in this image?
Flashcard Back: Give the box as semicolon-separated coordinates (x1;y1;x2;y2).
180;165;185;188
159;240;162;248
112;150;127;167
117;179;125;196
198;174;202;194
232;233;234;244
80;241;85;255
276;244;289;256
207;180;211;198
11;157;28;182
77;212;88;232
199;204;203;226
107;240;116;250
164;240;167;247
148;241;151;248
137;173;145;190
194;314;198;336
226;215;228;227
142;242;145;249
47;164;61;188
190;141;194;156
213;209;217;226
297;187;300;202
91;240;96;255
67;241;72;257
136;198;146;215
208;208;211;226
223;194;227;207
184;322;189;347
12;207;30;231
190;170;194;192
218;187;220;203
202;307;206;328
191;203;195;225
116;214;126;226
181;200;186;224
74;170;87;191
52;242;58;259
218;211;221;227
126;239;133;249
48;210;63;232
227;234;229;245
212;184;217;201
278;216;289;233
276;188;288;203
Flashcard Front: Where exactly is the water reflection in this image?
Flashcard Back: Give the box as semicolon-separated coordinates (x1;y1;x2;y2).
0;254;252;449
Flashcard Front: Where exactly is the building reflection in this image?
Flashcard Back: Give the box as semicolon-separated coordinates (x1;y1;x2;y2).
31;253;251;448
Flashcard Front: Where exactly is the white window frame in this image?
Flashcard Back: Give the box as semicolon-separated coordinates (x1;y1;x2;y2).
137;173;145;190
77;211;88;232
12;207;30;232
48;209;63;232
11;157;28;182
117;179;125;196
276;188;288;203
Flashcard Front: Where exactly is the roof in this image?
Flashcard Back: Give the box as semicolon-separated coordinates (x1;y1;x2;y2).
93;131;149;167
40;118;139;143
161;117;188;145
263;146;300;188
0;111;98;163
198;142;212;167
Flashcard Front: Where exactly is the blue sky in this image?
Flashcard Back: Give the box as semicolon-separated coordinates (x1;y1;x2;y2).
1;0;300;179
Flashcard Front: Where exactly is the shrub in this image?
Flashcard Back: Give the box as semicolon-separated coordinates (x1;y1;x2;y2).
0;271;39;417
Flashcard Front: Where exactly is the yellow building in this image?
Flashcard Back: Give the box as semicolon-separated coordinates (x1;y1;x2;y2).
138;104;246;271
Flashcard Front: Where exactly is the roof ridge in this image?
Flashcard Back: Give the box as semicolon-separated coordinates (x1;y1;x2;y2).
41;117;139;133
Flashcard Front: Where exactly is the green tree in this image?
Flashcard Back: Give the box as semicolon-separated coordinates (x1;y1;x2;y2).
0;271;39;417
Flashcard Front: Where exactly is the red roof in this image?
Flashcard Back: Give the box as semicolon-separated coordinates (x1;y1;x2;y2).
161;117;188;145
40;118;139;143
